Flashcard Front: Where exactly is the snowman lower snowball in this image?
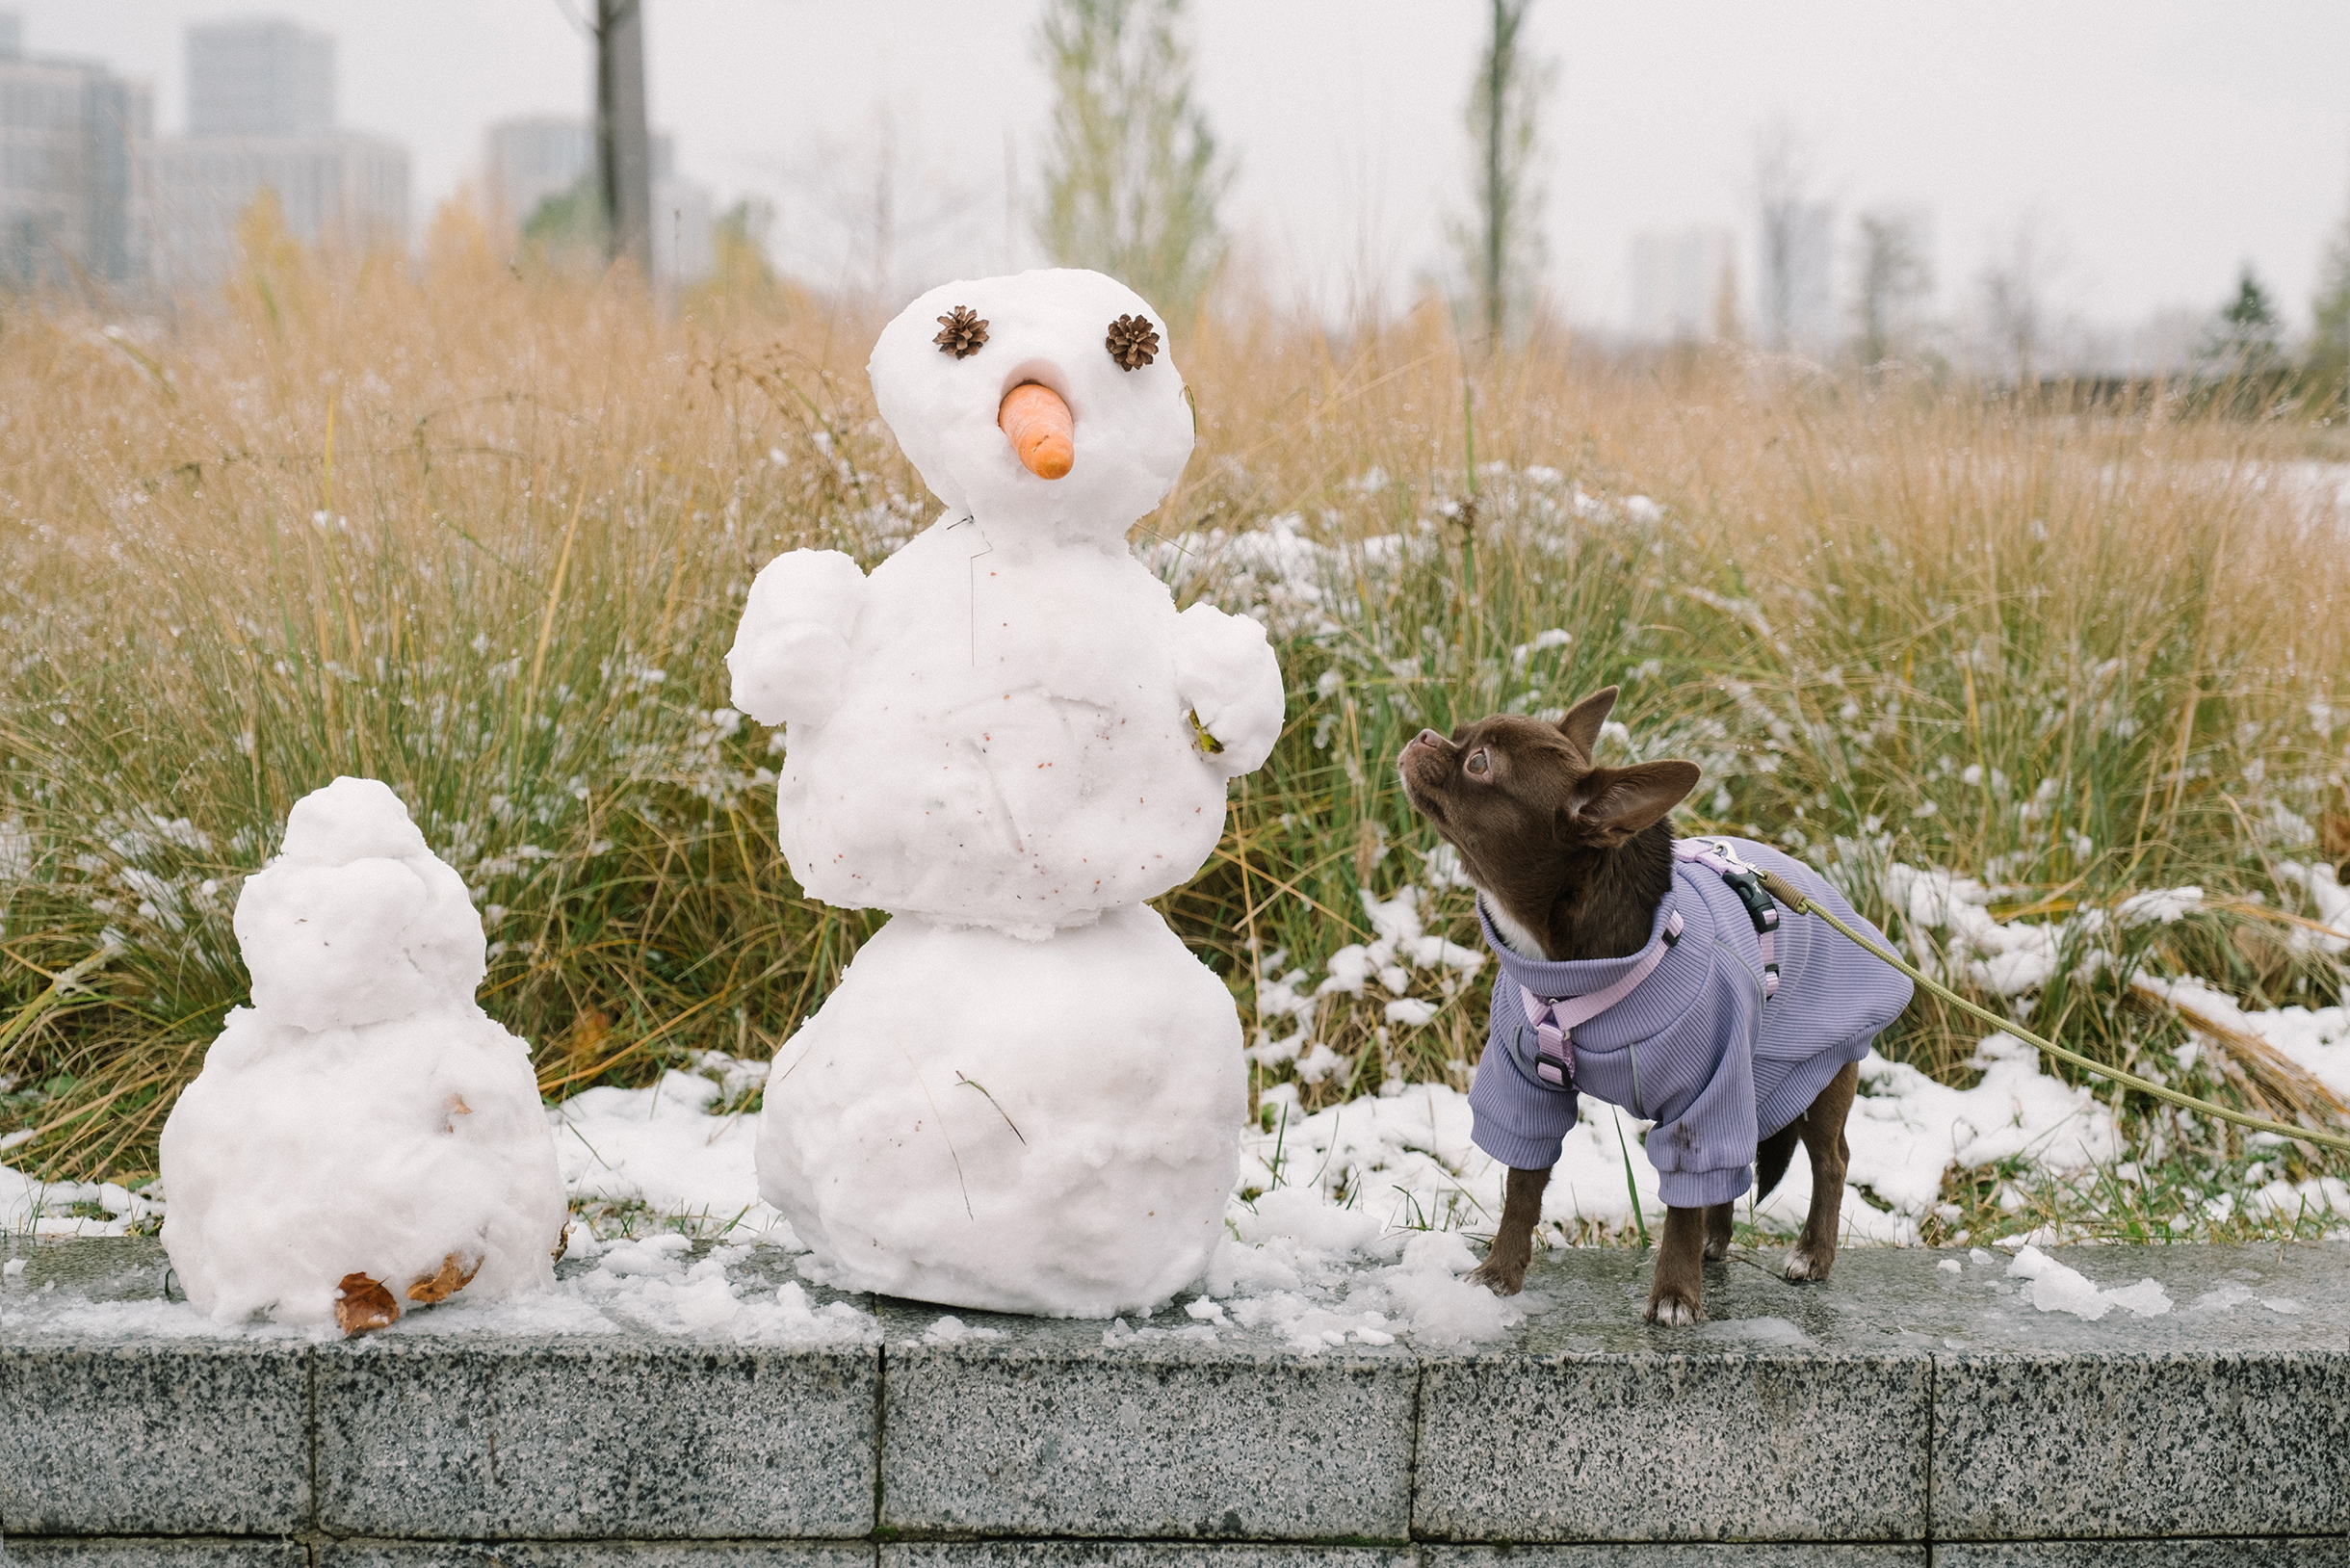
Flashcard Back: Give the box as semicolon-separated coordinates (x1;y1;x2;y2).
732;269;1283;1316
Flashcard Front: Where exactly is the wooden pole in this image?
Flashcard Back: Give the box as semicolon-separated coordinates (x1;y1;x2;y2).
595;0;653;282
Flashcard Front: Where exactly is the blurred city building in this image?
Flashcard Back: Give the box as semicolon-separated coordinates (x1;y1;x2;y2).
144;16;408;294
187;17;329;139
483;115;712;284
1628;227;1734;343
0;10;152;289
1759;199;1834;354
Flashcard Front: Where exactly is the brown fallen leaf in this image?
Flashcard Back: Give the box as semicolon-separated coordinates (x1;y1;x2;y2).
335;1272;400;1336
405;1251;483;1304
551;1223;571;1264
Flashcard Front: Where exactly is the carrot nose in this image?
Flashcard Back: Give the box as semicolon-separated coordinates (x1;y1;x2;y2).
999;382;1074;480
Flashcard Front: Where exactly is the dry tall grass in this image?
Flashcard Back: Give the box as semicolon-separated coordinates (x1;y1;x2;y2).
5;210;2348;1227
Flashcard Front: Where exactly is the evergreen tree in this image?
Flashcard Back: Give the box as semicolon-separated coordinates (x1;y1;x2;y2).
1451;0;1555;349
1033;0;1227;322
2201;264;2284;378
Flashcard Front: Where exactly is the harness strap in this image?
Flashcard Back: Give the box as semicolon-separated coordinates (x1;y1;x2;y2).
1516;910;1682;1092
1674;837;1782;999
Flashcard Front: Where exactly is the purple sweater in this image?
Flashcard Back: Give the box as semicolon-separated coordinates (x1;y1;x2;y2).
1466;838;1912;1208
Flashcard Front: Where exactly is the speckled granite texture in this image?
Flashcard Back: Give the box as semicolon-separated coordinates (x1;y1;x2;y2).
318;1545;881;1566
315;1337;876;1540
4;1235;2346;1562
0;1542;311;1566
1933;1542;2350;1566
875;1300;1417;1540
0;1341;312;1535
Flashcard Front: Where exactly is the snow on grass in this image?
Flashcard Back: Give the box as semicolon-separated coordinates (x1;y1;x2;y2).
2132;974;2350;1104
0;1161;158;1238
552;1056;785;1241
1233;1030;2127;1264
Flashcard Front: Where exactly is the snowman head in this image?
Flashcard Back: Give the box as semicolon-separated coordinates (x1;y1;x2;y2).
233;776;486;1032
869;269;1193;543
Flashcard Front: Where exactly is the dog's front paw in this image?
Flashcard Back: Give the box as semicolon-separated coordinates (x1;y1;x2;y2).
1783;1246;1834;1281
1467;1257;1528;1297
1643;1287;1702;1325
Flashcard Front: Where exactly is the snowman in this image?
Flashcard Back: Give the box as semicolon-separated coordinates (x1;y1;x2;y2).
160;777;568;1333
728;269;1284;1316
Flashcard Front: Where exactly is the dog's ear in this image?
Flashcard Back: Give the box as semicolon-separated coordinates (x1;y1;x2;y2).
1555;687;1620;756
1563;760;1701;847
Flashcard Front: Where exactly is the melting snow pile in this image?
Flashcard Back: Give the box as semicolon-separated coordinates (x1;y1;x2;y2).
512;1232;877;1345
2004;1244;2172;1320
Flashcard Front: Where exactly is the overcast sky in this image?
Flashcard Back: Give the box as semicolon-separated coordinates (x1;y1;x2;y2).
23;1;2350;338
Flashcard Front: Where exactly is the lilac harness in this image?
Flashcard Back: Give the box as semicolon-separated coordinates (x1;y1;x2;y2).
1516;837;1782;1099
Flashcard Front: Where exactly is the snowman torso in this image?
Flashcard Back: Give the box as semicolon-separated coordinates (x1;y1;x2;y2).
778;518;1225;930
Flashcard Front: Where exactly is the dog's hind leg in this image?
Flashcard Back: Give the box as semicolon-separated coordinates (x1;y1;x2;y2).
1703;1201;1735;1260
1469;1164;1551;1296
1785;1060;1860;1282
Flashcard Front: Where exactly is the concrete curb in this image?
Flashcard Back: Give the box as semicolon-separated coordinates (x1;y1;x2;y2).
4;1239;2346;1566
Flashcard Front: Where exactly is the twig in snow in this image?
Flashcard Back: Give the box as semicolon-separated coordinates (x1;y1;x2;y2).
954;1072;1026;1143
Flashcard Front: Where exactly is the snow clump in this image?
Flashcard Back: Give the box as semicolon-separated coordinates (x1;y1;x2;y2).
2004;1244;2172;1320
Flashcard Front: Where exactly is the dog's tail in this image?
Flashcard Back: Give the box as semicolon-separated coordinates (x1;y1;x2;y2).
1754;1121;1801;1201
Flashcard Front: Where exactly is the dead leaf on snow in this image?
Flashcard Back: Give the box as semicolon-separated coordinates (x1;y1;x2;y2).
405;1251;483;1304
335;1272;399;1335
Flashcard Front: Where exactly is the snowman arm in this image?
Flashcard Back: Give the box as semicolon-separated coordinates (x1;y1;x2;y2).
727;549;868;727
1172;601;1286;776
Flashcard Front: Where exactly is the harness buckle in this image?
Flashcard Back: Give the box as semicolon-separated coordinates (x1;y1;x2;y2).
1516;1025;1575;1090
1716;866;1780;938
1679;838;1784;1001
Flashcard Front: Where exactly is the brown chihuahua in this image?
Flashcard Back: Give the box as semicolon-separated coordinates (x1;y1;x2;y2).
1398;686;1907;1324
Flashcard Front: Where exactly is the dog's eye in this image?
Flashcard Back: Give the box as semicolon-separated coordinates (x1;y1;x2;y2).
1466;750;1490;776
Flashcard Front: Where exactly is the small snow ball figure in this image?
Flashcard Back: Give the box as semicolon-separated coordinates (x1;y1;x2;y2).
159;777;567;1334
729;270;1286;1316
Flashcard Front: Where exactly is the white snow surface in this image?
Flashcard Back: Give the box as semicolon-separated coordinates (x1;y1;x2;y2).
155;778;567;1327
555;1064;777;1236
1;1227;882;1347
2133;973;2350;1105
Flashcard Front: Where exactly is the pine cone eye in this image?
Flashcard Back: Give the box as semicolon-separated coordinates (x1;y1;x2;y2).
934;306;988;359
1105;313;1160;371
